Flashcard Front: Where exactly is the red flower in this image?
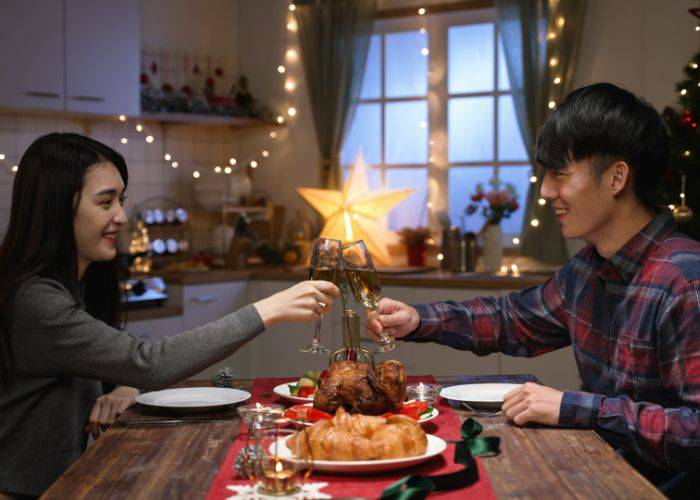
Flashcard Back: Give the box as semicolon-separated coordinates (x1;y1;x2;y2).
140;72;149;84
150;62;158;74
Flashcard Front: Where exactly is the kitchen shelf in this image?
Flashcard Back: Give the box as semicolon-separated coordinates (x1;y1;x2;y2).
139;112;281;128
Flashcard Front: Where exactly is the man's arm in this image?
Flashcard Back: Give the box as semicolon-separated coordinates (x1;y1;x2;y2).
558;281;700;471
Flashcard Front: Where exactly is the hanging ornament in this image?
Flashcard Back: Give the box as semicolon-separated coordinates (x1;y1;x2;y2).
673;173;694;223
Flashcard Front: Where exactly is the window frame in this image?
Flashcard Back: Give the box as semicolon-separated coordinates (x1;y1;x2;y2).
342;7;531;245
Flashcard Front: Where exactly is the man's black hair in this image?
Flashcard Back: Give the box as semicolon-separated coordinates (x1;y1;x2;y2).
535;82;669;210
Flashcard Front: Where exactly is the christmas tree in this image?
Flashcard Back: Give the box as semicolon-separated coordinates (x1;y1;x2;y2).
660;50;699;241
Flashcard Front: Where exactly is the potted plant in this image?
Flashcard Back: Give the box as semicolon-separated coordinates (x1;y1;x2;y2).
399;226;431;267
465;179;519;271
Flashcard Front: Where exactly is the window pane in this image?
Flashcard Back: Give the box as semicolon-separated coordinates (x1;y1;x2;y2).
386;168;428;230
342;166;382;190
385;31;428;98
498;165;531;237
360;35;381;99
498;95;528;161
385;101;428;165
448;166;494;233
448;23;494;93
341;103;381;165
448;96;493;162
497;34;510;91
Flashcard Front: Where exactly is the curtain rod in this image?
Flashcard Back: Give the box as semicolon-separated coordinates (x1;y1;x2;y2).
376;0;495;19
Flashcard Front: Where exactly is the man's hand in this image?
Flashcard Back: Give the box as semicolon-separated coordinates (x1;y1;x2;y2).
86;385;139;439
502;382;563;426
365;298;420;341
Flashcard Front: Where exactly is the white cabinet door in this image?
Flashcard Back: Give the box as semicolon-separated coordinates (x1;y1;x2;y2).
183;281;252;379
65;0;139;115
0;1;64;111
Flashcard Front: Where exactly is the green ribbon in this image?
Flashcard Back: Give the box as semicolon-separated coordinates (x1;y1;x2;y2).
379;418;500;500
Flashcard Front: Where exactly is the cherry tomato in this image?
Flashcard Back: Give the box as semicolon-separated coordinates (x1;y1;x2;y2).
398;401;430;420
297;387;316;398
283;405;332;423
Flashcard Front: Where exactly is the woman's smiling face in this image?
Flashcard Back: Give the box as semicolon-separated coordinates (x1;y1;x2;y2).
73;162;127;278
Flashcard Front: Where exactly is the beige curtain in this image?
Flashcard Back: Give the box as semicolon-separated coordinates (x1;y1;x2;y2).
294;0;376;189
496;0;587;263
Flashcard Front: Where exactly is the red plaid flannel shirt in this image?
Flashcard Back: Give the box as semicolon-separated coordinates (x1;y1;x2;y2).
408;210;700;471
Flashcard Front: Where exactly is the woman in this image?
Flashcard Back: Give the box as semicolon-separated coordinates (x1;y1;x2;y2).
0;133;338;498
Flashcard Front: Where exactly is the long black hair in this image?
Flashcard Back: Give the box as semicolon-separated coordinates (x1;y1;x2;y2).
0;133;129;389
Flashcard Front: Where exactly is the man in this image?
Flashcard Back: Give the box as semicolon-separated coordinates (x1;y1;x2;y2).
367;83;699;494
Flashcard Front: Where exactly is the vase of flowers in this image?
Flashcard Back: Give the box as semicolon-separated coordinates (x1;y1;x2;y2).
465;179;519;272
399;227;431;267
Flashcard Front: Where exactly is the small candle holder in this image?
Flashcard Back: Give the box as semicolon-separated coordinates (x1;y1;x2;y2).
405;382;442;406
235;403;283;480
257;420;301;496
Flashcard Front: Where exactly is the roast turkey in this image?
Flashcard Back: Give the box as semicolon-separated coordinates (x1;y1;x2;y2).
313;360;406;415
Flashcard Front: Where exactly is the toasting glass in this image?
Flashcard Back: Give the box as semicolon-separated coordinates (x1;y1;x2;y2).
340;240;397;354
299;238;341;355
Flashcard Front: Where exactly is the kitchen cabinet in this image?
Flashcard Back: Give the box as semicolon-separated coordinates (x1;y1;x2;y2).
0;0;139;116
0;1;65;112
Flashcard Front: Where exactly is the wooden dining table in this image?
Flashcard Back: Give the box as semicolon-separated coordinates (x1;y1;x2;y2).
43;375;663;499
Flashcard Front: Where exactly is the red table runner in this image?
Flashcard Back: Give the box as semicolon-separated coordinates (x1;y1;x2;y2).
206;376;496;499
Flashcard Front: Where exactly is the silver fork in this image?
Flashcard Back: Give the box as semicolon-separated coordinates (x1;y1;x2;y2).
461;402;504;417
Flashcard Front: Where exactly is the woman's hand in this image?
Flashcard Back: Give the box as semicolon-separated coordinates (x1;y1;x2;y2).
254;280;340;327
365;298;421;341
86;385;139;439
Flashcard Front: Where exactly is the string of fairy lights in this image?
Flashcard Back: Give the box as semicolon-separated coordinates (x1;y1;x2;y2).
0;2;302;182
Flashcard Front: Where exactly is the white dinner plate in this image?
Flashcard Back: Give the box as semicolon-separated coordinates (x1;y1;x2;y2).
273;434;446;473
135;387;251;410
273;382;315;404
283;403;439;427
440;383;522;410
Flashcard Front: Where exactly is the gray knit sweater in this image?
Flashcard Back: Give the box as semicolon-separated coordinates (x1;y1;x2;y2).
0;277;265;496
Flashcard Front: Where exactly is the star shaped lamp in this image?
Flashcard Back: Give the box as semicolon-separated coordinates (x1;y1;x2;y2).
297;156;414;265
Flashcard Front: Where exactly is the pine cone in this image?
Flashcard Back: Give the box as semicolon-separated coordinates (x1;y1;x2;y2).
211;367;236;388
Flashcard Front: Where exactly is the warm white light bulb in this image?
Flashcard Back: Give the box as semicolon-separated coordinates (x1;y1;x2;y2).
250;161;258;168
277;65;286;74
262;150;270;157
512;237;520;245
289;3;296;11
229;158;237;165
286;49;298;60
118;114;126;122
270;131;277;139
691;63;699;69
419;120;427;128
547;32;556;40
426;201;434;208
681;89;688;96
548;101;556;109
287;107;297;116
145;135;154;143
214;166;222;173
287;21;297;32
11;165;18;172
0;153;5;160
171;161;179;168
530;219;540;227
549;57;558;67
538;198;546;206
120;137;128;144
164;153;172;161
277;115;285;124
428;156;435;163
421;47;430;56
285;79;296;91
530;175;537;183
418;7;426;15
553;76;562;85
419;28;426;34
695;25;700;32
437;253;444;261
224;166;232;174
136;124;143;132
500;265;508;273
193;170;200;179
669;204;676;210
557;16;565;28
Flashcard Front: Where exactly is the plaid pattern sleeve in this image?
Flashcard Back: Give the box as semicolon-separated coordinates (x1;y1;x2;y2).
408;269;571;356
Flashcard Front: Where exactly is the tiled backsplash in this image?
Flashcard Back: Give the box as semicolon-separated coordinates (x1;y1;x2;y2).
0;112;241;254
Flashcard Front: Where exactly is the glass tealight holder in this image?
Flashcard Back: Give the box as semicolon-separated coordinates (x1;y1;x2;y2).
257;419;301;496
405;383;442;406
236;403;284;480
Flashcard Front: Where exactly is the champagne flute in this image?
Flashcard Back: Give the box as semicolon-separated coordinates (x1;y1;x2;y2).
299;238;341;355
340;240;397;354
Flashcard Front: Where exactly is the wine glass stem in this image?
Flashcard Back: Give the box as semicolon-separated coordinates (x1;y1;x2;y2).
312;315;323;345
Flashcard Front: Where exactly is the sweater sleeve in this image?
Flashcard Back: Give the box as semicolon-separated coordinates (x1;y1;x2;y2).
11;278;265;390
